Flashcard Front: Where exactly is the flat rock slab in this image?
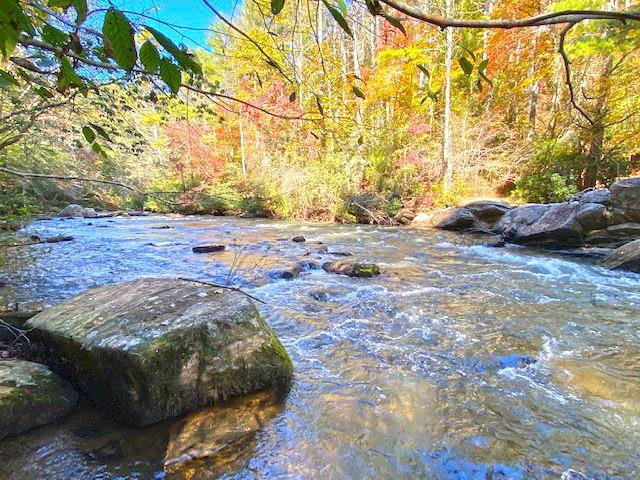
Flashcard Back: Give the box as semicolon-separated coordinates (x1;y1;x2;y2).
600;239;640;273
0;360;78;439
26;278;293;426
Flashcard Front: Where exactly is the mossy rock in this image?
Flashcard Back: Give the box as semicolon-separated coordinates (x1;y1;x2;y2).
322;261;381;277
0;360;78;439
25;278;293;426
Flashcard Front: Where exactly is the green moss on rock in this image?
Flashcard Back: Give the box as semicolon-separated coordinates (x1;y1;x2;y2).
26;278;294;426
0;360;78;439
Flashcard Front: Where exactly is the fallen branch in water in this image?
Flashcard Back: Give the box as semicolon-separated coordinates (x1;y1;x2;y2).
351;201;385;225
176;277;266;304
0;319;31;348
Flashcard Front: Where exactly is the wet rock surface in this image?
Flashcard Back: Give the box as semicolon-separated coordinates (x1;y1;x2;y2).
192;244;225;253
322;261;381;277
0;360;78;439
25;278;293;426
600;238;640;272
164;390;283;477
413;178;640;268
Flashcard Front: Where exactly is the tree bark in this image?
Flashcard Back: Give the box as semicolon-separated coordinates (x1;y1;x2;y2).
442;0;454;194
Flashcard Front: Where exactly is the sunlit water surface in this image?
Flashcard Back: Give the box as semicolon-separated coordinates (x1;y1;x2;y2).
0;215;638;479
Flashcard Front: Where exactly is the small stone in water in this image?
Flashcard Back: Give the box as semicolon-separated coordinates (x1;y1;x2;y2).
192;245;225;254
292;236;306;243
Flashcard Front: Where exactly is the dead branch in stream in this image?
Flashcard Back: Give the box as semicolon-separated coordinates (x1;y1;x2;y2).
176;277;266;304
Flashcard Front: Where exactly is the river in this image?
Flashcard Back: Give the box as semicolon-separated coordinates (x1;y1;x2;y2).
0;215;638;479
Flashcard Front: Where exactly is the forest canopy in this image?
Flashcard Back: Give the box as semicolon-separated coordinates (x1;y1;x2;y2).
1;0;639;226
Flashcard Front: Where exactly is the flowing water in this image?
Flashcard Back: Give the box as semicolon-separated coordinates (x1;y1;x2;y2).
0;215;638;479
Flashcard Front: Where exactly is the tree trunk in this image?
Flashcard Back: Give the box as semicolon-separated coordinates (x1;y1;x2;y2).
442;0;454;194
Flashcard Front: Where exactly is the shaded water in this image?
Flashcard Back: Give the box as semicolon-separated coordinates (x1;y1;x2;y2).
0;215;639;479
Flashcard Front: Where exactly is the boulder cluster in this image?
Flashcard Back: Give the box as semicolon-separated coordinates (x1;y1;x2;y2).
413;177;640;273
1;278;293;438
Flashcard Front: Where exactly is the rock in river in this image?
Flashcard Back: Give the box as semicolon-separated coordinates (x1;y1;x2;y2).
192;245;225;253
0;360;78;439
323;261;381;277
600;239;640;273
25;278;293;426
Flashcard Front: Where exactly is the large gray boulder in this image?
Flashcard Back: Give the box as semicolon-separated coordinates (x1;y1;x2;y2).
600;239;640;272
430;207;477;231
576;202;608;231
0;360;78;439
25;278;293;426
463;200;512;227
610;177;640;222
499;202;583;246
492;203;550;235
59;203;85;217
572;188;611;205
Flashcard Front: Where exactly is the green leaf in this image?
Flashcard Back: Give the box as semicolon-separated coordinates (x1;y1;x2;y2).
58;57;86;94
417;64;430;78
159;58;181;94
72;0;87;24
47;0;72;8
102;8;137;70
0;0;35;59
146;26;202;75
34;86;54;98
271;0;285;15
0;69;19;87
322;0;352;38
352;85;365;99
42;25;68;46
382;13;406;36
139;40;161;73
82;126;96;143
89;123;112;142
336;0;348;17
459;57;473;76
289;90;296;102
478;58;488;74
91;142;108;158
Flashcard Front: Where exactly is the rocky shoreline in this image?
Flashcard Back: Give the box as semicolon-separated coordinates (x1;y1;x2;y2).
412;177;640;274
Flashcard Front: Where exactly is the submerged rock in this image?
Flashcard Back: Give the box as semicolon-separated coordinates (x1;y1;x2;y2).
600;239;640;273
323;261;380;277
292;236;306;243
0;360;78;439
25;278;293;426
164;390;283;476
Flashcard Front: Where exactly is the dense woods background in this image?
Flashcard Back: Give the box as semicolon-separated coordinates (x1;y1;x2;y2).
1;0;639;226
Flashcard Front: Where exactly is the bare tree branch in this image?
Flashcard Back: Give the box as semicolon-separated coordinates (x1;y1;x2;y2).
558;23;595;126
376;1;640;29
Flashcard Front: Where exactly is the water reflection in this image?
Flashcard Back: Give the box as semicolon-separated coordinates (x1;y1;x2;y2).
0;215;639;479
